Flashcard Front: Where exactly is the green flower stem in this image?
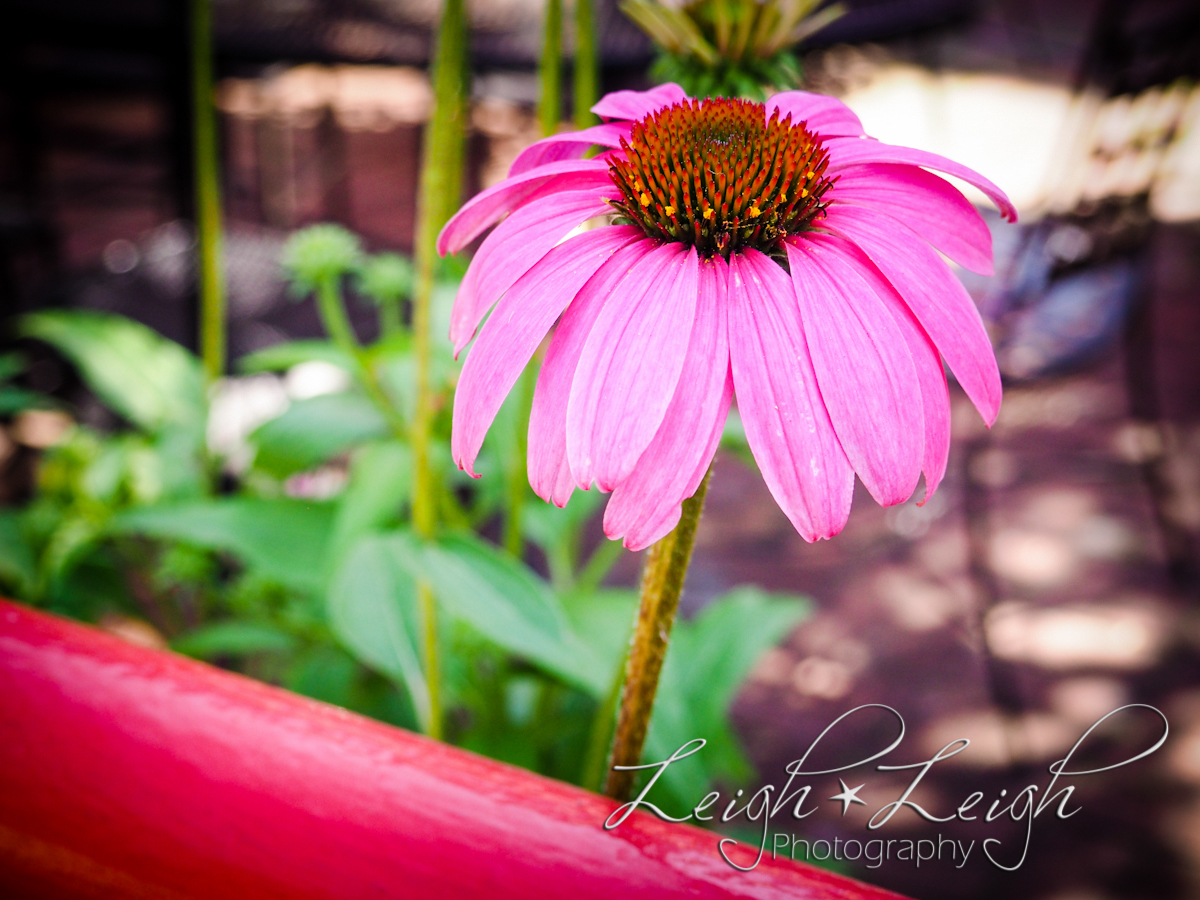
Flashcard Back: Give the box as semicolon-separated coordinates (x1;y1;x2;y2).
377;297;403;339
539;0;563;137
603;465;712;801
191;0;225;382
581;649;626;791
575;535;624;594
411;0;469;741
314;279;405;438
574;0;599;129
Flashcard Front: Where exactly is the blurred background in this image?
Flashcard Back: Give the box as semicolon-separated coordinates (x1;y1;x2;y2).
2;1;1200;898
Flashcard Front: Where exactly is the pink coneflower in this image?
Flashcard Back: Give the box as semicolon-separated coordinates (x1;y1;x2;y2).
439;84;1015;551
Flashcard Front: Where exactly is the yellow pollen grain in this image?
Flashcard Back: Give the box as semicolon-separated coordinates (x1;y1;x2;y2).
801;188;809;198
749;205;761;217
664;205;676;216
639;193;650;207
703;207;715;220
805;170;813;178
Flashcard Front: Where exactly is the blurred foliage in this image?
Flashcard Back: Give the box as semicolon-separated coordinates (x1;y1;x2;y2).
0;223;808;808
622;0;844;99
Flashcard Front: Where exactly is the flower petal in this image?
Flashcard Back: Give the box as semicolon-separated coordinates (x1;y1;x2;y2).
786;237;923;507
451;189;620;355
603;256;732;550
509;123;633;177
727;250;854;541
437;159;611;256
566;245;700;492
832;163;994;275
825;137;1018;222
591;83;688;122
812;235;952;500
765;91;865;137
451;226;641;477
527;238;660;506
607;370;732;552
821;204;1002;426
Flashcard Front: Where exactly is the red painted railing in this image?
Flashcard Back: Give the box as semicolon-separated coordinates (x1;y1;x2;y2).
0;600;903;899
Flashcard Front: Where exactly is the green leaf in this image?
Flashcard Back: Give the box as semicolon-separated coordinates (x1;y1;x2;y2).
643;586;809;807
0;386;52;415
0;351;26;382
172;621;298;658
423;533;606;695
561;588;637;680
0;510;36;598
250;394;389;477
327;532;429;727
328;440;411;567
20;310;204;435
111;498;333;594
678;585;808;730
238;340;354;374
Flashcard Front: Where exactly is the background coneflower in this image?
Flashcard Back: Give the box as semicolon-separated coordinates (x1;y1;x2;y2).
621;0;846;99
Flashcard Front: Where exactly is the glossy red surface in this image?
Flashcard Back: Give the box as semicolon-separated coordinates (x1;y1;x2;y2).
0;600;905;899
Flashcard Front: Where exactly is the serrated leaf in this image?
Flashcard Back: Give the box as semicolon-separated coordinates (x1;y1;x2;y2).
238;340;354;374
423;533;606;695
250;394;389;477
327;440;411;567
21;310;204;435
0;510;36;598
327;532;429;728
643;586;809;807
173;622;297;658
111;498;333;594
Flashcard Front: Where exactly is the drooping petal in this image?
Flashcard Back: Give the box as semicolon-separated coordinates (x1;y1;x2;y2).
785;237;923;507
591;83;688;122
765;91;865;137
451;189;620;354
825;137;1018;222
437;159;611;255
451;226;641;477
821;203;1001;426
727;250;854;541
566;245;700;492
832;163;994;275
527;238;660;506
509;123;633;177
807;233;952;500
604;256;732;549
607;369;732;552
799;232;948;492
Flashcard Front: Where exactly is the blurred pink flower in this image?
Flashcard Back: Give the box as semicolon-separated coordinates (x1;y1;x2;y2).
439;85;1014;551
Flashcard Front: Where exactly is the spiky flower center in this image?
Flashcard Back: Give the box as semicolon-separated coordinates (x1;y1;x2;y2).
608;97;834;259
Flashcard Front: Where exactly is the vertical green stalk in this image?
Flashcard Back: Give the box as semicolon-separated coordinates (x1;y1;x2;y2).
539;0;563;137
603;466;712;801
411;0;469;741
574;0;599;129
191;0;225;382
378;297;403;339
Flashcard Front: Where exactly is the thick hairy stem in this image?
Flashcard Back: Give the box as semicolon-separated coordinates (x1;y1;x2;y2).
603;466;713;801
